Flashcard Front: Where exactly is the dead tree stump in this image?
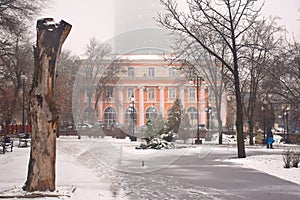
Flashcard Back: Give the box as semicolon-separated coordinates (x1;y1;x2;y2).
23;18;72;192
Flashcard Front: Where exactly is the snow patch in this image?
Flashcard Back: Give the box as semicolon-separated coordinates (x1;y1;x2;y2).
0;186;75;199
224;154;300;185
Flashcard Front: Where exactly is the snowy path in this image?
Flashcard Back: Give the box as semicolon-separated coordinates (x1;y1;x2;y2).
76;137;233;199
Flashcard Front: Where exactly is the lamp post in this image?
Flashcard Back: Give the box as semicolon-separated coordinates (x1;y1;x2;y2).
285;107;290;143
261;106;265;142
21;74;27;133
283;109;286;137
188;68;204;145
129;96;135;136
205;103;213;142
261;97;267;144
278;115;282;133
206;103;212;130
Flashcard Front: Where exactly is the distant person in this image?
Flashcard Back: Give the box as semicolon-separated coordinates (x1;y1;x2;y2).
266;127;275;149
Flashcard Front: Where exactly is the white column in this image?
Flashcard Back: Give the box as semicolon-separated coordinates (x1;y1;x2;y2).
138;86;145;126
118;87;123;125
159;86;165;117
200;88;206;124
179;86;185;108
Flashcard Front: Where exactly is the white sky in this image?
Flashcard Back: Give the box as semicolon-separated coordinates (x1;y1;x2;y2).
38;0;300;56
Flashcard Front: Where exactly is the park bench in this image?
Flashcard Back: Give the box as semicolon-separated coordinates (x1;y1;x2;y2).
17;133;31;147
1;136;13;154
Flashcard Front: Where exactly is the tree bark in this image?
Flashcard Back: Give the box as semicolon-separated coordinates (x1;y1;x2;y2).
23;18;71;192
234;73;246;158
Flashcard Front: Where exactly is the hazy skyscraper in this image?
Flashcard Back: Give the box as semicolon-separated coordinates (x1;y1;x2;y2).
113;0;171;54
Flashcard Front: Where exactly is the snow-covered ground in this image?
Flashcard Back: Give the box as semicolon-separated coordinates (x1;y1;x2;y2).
218;133;300;185
0;136;299;199
0;136;130;200
224;153;300;185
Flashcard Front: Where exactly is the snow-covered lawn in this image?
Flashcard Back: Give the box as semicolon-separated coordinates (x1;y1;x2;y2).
223;147;300;185
0;136;129;200
0;136;299;199
219;133;300;185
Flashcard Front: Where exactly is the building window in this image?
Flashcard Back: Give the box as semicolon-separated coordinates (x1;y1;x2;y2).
106;88;114;98
188;88;196;99
168;88;176;99
187;107;198;121
148;67;155;77
146;106;158;122
83;107;95;122
125;107;137;125
169;68;176;77
104;107;116;126
127;88;134;98
148;88;155;100
128;67;134;77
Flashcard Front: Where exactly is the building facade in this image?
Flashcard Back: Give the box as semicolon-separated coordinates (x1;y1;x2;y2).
75;54;227;132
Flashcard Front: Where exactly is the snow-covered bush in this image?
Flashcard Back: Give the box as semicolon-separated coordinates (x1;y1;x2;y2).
147;137;175;149
291;150;300;168
282;148;292;168
282;148;300;168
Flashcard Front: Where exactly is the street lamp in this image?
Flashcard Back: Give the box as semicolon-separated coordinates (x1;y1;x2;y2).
188;68;204;145
129;96;135;136
284;107;290;143
278;115;282;132
261;98;267;144
261;106;265;142
21;74;27;133
206;103;212;130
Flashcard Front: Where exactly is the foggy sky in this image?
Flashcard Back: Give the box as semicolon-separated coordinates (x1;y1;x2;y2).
39;0;300;56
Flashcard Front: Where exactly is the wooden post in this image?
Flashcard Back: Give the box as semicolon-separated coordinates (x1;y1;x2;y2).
23;18;71;192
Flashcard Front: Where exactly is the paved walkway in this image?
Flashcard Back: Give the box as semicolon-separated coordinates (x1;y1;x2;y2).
116;145;300;200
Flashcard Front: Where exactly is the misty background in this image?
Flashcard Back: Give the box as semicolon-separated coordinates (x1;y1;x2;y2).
39;0;300;56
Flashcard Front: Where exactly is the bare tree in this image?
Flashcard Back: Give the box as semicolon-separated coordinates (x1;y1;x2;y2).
81;38;112;122
174;42;227;144
0;0;47;55
56;50;79;129
72;38;126;125
157;0;264;158
240;17;284;145
23;18;71;192
0;0;47;127
0;31;33;126
266;40;300;106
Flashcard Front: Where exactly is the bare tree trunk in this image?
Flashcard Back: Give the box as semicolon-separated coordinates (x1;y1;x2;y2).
23;18;71;192
234;75;246;158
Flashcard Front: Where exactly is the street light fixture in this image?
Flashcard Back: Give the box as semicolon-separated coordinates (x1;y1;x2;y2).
129;96;135;136
188;68;204;145
285;107;290;143
261;97;267;144
206;103;212;130
20;74;27;133
278;115;282;132
261;106;265;142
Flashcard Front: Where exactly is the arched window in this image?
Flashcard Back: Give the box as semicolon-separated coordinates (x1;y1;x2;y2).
104;107;116;126
83;107;95;122
187;107;198;125
145;106;158;122
125;107;137;125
